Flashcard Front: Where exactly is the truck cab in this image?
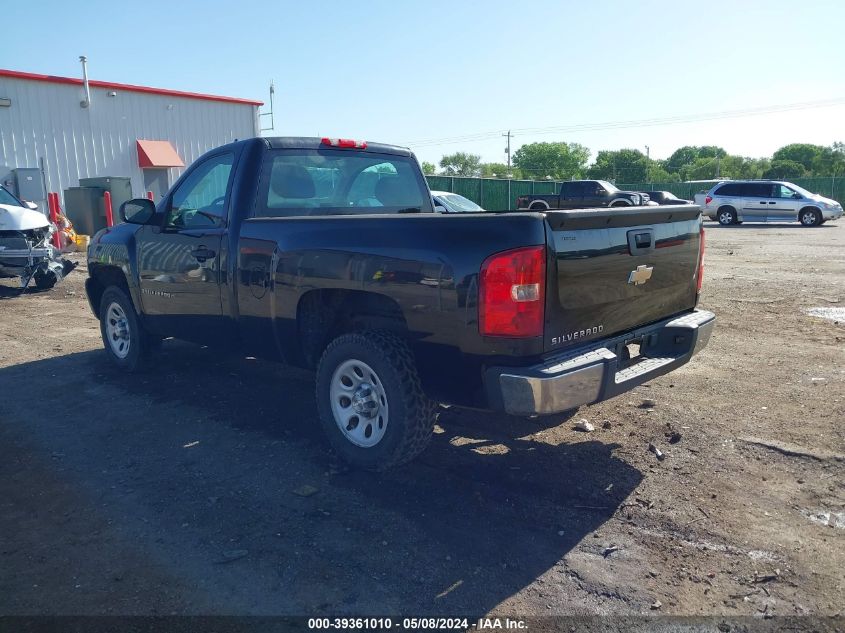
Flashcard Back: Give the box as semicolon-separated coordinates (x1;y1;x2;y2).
517;180;650;210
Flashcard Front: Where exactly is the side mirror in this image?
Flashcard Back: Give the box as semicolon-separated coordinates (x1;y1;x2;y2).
24;201;39;211
120;198;156;225
792;192;802;199
434;204;449;213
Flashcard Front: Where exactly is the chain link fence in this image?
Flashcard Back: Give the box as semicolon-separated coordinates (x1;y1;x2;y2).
425;175;844;211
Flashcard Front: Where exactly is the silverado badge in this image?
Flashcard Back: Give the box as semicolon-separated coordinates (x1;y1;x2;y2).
628;264;653;286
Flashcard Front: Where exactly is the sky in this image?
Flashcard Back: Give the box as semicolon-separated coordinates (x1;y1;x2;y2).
4;0;845;169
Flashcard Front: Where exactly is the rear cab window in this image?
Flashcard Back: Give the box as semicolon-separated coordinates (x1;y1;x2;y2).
254;149;432;217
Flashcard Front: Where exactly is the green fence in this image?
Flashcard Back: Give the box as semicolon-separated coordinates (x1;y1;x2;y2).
425;175;845;211
426;175;563;211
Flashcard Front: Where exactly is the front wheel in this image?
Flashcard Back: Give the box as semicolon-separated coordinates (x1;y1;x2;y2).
99;286;152;372
800;208;822;227
315;331;437;470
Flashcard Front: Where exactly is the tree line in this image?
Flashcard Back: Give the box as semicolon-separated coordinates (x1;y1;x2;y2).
421;142;845;183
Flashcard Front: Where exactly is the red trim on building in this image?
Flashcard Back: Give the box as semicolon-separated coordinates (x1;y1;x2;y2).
0;68;263;106
137;140;185;168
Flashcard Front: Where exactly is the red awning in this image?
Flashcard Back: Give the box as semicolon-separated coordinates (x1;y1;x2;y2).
136;140;184;169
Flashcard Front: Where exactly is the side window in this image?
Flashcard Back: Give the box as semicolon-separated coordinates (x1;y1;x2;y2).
773;184;795;198
742;183;771;198
561;182;581;197
715;183;739;196
167;153;234;229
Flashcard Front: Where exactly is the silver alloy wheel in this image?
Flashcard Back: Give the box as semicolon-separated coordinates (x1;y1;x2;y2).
105;301;131;359
801;210;818;226
718;210;734;225
329;358;389;448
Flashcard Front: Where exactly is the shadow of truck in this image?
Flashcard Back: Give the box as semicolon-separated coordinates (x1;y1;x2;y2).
0;344;642;615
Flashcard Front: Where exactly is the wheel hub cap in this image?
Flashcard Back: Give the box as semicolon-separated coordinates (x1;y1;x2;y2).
351;384;379;418
329;359;389;448
105;302;131;359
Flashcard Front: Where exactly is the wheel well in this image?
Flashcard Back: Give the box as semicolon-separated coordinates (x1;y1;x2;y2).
799;205;821;215
88;264;131;314
610;199;631;207
717;205;736;214
529;201;549;210
297;289;408;368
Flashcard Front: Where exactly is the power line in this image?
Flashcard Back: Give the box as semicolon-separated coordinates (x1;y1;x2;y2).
406;98;845;149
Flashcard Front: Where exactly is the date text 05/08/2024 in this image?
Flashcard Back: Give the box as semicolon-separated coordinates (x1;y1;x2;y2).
307;617;527;630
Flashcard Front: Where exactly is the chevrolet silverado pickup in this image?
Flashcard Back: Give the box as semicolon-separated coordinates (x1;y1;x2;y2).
517;180;651;210
86;137;714;470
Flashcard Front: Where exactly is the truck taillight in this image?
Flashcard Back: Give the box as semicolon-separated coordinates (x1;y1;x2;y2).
704;195;712;205
696;226;706;293
321;137;367;149
479;246;546;338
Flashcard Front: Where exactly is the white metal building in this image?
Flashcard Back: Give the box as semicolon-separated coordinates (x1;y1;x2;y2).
0;67;262;210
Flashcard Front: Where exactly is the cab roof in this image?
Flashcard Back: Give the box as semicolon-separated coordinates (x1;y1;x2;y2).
263;137;413;157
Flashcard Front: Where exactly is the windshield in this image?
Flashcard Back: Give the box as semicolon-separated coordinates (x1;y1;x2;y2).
256;149;432;217
597;180;619;193
0;186;24;207
439;193;483;212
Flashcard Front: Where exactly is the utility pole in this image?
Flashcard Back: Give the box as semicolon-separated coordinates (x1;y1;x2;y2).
259;81;275;132
502;130;513;171
645;145;650;160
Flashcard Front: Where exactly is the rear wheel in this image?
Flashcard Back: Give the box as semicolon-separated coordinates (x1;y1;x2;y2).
316;331;436;470
799;208;822;227
717;207;737;225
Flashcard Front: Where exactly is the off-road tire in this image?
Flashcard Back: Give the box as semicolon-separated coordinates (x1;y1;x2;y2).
315;331;437;470
98;286;152;372
717;207;737;225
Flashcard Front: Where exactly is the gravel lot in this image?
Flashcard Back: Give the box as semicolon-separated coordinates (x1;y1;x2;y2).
1;221;843;617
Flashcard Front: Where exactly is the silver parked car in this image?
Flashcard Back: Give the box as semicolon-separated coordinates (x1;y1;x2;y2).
431;191;485;212
701;180;843;227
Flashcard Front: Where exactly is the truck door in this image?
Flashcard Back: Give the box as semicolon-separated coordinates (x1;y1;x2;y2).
136;151;234;341
559;182;583;209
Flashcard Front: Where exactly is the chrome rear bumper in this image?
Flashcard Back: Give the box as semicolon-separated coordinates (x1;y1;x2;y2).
487;309;715;416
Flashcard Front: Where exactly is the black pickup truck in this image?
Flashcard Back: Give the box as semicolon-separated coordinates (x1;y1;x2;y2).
86;137;713;470
517;180;651;210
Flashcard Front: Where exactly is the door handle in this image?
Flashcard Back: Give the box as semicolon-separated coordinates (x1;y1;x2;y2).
759;201;767;204
191;247;216;262
768;201;776;204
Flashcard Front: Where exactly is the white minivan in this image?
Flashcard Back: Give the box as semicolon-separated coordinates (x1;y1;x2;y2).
701;180;843;226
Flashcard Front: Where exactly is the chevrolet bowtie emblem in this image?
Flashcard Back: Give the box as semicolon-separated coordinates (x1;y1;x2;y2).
628;264;653;285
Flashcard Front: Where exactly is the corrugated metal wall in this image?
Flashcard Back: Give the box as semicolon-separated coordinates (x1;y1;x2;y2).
0;76;259;205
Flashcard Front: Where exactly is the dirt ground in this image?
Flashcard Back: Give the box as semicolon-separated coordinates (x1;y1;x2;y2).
0;221;843;618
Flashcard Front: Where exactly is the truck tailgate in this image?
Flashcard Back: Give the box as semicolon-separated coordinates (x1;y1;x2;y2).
544;205;702;353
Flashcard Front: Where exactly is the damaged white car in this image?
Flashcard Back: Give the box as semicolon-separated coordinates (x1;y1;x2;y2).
0;185;75;290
